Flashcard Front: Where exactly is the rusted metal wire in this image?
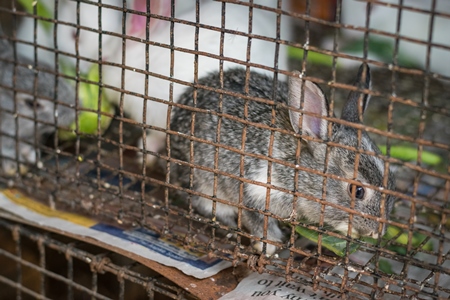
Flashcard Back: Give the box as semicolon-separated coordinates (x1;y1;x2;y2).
0;218;194;299
0;0;449;298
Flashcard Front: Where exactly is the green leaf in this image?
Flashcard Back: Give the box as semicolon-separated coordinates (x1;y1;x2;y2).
58;65;114;140
398;231;433;251
341;37;419;68
295;224;433;257
378;259;394;274
17;0;53;31
379;145;442;166
295;225;360;257
288;47;336;67
364;225;434;252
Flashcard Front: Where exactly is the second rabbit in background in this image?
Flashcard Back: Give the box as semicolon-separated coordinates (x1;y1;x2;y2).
16;0;293;167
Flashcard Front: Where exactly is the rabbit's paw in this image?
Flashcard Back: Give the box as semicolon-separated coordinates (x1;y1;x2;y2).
1;145;37;175
1;160;29;176
253;241;278;257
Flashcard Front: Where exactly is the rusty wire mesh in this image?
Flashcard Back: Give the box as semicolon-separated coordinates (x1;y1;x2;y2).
0;0;449;299
0;218;194;299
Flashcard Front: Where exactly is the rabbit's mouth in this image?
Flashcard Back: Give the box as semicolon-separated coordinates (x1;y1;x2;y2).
334;222;361;238
367;231;380;239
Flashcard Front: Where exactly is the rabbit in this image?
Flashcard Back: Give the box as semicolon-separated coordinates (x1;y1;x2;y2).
327;0;450;77
16;0;174;73
101;0;293;167
168;64;396;255
0;32;78;175
14;0;56;67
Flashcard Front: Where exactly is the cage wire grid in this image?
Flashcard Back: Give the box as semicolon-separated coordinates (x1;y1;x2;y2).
0;218;195;299
0;0;448;299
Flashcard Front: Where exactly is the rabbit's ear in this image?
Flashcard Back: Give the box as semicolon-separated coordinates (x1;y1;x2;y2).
341;64;371;123
128;0;172;35
17;93;42;108
288;72;329;139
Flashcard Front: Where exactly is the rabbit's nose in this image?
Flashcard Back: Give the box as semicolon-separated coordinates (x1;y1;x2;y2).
369;232;379;239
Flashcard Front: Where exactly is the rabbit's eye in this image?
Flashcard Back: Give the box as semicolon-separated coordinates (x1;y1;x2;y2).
348;184;365;199
24;98;42;109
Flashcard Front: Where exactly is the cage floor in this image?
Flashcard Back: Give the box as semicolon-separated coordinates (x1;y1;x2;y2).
0;217;207;300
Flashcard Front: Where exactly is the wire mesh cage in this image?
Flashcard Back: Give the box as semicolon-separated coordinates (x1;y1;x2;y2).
0;218;196;299
0;0;449;299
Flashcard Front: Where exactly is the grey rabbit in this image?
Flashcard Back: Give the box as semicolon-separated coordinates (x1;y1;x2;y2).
169;65;396;255
0;31;77;175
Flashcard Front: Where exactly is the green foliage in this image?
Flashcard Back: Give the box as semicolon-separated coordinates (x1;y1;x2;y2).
58;65;114;139
379;145;442;166
288;47;335;67
341;37;419;68
295;224;433;257
294;225;360;256
17;0;53;31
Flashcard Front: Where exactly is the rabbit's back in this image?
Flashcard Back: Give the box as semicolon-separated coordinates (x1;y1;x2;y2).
170;69;289;163
169;69;292;229
169;69;295;216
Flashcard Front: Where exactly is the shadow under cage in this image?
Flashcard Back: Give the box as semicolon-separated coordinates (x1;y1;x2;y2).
0;0;449;299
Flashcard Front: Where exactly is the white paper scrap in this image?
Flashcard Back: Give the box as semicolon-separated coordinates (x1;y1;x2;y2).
0;189;231;279
219;272;338;300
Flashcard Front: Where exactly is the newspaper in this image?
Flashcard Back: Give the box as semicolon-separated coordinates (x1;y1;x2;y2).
219;272;337;300
0;188;231;279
